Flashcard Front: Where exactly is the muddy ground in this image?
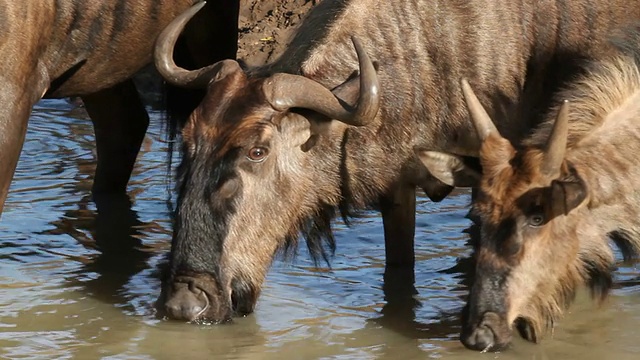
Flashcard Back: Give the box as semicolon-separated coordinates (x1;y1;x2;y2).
130;0;318;106
237;0;320;65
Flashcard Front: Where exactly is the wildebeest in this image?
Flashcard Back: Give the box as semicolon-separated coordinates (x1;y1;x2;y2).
417;26;640;351
0;1;239;217
154;0;640;323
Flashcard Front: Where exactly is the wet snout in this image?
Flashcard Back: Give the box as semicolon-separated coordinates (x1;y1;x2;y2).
461;311;512;352
162;275;232;323
164;281;209;321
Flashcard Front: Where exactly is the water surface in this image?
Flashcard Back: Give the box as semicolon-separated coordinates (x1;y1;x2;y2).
1;99;639;359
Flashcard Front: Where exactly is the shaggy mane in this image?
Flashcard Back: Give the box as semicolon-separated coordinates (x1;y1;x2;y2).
522;57;640;150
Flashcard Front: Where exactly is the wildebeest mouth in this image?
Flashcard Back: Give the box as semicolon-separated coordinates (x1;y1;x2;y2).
461;311;512;352
160;275;232;324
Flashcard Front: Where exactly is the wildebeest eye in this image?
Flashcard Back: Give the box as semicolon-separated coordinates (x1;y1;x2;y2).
247;147;269;162
528;213;545;227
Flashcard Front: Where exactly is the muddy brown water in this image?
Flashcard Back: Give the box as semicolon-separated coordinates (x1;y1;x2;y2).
1;99;639;359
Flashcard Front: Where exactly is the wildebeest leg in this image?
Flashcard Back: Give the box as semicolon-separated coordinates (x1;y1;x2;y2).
380;184;416;268
82;79;149;198
0;83;45;216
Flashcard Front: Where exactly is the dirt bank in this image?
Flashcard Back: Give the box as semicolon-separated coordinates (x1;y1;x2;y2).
131;0;318;106
237;0;319;66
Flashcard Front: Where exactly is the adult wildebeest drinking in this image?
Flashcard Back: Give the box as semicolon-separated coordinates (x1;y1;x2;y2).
154;0;640;323
417;26;640;351
0;1;239;217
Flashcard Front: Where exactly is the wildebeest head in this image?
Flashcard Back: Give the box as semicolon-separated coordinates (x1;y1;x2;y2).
417;80;594;351
154;3;380;323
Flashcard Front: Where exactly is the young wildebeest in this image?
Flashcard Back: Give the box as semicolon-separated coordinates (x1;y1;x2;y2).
417;32;640;350
154;1;640;323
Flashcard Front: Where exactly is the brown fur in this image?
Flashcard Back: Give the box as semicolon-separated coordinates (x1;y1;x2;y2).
163;0;640;323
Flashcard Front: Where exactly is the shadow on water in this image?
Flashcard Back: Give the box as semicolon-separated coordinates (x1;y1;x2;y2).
37;193;156;308
372;267;460;338
365;223;480;346
20;99;159;310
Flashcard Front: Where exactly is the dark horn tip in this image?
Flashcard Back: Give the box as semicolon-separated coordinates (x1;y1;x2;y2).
263;34;380;127
350;35;381;125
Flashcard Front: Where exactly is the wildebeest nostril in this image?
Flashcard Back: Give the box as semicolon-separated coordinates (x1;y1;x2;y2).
164;282;209;322
461;312;511;352
462;323;498;351
471;325;497;351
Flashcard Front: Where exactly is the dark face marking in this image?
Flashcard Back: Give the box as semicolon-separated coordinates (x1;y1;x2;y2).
162;72;263;322
162;70;329;323
463;158;591;348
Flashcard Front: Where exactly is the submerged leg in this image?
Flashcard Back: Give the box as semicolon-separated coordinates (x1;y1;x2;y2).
380;184;416;268
82;79;149;197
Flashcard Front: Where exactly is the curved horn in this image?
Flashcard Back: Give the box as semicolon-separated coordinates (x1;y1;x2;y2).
154;1;240;88
460;78;501;141
541;100;570;178
262;36;380;126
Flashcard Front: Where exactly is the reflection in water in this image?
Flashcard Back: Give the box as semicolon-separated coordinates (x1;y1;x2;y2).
39;193;155;311
0;99;639;359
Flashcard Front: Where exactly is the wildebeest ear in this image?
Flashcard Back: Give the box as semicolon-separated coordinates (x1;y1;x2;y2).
300;119;333;152
276;110;324;152
419;173;454;202
414;150;481;188
287;117;338;152
296;63;381;152
549;175;587;216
